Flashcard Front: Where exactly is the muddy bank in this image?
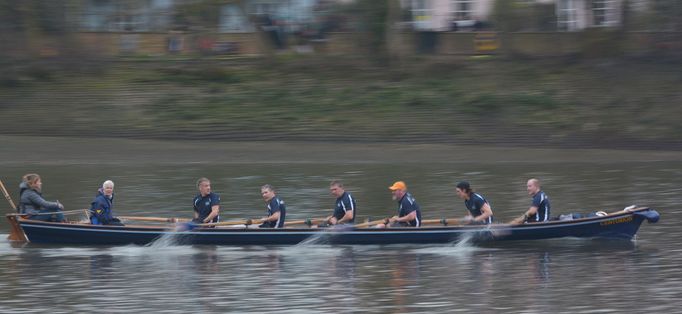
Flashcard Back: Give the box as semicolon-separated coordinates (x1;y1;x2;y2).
1;59;680;152
2;135;681;165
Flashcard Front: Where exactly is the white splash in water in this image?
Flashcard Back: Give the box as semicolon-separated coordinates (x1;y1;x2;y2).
146;231;186;248
411;232;489;256
294;225;351;246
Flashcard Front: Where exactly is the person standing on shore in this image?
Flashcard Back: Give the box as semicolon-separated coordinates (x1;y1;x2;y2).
192;177;220;224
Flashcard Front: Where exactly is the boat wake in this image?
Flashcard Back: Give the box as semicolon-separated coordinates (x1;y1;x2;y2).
146;231;190;248
411;233;490;256
294;225;352;246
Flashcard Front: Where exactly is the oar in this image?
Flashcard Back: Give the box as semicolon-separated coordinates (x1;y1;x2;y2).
118;216;189;223
7;209;87;217
0;179;17;212
507;214;527;225
354;218;389;228
188;219;256;228
285;218;328;227
1;179;28;242
420;218;465;226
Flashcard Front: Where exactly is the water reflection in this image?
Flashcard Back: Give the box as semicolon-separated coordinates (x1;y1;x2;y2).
0;155;680;312
0;235;678;313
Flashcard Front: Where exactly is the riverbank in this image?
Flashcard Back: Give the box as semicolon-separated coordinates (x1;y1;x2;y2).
1;56;680;150
2;135;681;165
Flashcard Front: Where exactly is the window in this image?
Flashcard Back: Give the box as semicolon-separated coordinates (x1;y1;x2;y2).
557;0;578;31
592;0;617;27
219;4;253;32
80;0;172;32
411;0;433;30
451;0;474;21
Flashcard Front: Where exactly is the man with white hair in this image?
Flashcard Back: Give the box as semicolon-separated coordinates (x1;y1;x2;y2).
89;180;123;225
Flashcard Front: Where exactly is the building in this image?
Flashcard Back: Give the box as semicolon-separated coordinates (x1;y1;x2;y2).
78;0;322;33
403;0;637;31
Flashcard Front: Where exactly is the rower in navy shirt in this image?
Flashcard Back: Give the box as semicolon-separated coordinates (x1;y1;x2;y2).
455;181;494;224
513;178;551;224
258;184;286;228
384;181;421;227
192;177;220;224
326;180;356;225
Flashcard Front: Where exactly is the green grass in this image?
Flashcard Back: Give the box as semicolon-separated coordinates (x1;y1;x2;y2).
0;56;680;148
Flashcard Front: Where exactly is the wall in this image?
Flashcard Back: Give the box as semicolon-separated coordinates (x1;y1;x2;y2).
4;30;680;60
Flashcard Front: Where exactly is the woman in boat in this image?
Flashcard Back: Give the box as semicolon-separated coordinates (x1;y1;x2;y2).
377;181;422;227
89;180;124;226
455;181;494;224
18;173;65;222
192;177;220;224
257;184;286;228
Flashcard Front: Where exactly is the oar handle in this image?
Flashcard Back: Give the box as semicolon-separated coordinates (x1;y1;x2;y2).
7;209;87;217
285;218;328;226
118;216;187;223
197;219;256;227
421;218;462;226
354;218;389;228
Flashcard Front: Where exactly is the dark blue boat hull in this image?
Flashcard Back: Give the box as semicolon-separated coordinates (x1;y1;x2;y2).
15;208;659;245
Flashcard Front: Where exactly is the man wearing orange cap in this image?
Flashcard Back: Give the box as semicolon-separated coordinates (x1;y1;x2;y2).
381;181;422;227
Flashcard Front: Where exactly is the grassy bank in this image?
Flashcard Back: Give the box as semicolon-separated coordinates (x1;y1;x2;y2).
1;55;680;150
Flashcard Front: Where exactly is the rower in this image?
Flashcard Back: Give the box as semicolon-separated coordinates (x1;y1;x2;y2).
192;177;220;224
325;180;356;225
19;173;65;222
89;180;124;226
257;184;286;228
512;178;551;224
377;181;421;227
455;181;494;224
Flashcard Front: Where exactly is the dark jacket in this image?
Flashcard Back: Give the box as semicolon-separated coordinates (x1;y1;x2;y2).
89;188;115;225
19;182;61;214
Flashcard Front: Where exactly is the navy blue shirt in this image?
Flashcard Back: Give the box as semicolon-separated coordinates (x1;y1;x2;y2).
89;189;114;225
464;193;493;224
398;192;421;227
528;191;550;223
262;196;286;228
193;192;220;223
333;192;356;223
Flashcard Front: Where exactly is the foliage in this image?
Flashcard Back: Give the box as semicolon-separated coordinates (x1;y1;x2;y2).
172;0;226;31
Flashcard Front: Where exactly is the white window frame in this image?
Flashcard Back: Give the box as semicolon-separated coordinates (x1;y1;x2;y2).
591;0;618;27
81;0;172;32
557;0;579;31
451;0;474;22
219;4;253;33
411;0;434;30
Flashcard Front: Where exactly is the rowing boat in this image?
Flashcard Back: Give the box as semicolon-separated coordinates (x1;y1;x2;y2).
5;207;659;245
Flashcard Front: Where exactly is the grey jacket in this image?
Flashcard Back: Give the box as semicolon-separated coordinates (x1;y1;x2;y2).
19;182;61;215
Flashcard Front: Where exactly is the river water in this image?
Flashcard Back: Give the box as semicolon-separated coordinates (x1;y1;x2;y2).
0;136;680;313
